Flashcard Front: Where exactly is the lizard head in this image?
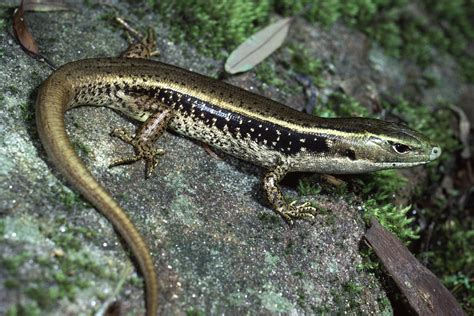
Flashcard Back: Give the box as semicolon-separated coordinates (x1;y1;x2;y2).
328;118;441;172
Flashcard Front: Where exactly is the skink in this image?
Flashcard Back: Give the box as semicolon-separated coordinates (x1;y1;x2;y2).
36;56;441;315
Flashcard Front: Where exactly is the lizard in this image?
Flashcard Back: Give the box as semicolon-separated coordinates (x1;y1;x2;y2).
35;29;441;315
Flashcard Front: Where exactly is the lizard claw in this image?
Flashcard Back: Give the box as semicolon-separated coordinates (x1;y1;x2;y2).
111;128;133;143
280;201;318;223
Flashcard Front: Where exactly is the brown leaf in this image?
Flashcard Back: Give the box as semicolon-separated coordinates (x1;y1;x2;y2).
365;219;466;315
13;0;39;55
225;17;292;74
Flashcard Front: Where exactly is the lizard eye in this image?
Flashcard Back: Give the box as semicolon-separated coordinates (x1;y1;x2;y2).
392;143;411;154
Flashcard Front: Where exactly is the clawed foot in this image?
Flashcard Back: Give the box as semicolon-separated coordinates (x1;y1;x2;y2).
115;14;159;58
279;201;319;225
109;128;165;178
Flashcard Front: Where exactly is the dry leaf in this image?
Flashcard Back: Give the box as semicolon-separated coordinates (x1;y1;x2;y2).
13;0;39;55
365;219;466;316
225;17;292;74
13;0;57;69
450;105;471;159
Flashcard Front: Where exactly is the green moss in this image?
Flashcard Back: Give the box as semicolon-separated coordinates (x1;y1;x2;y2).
255;43;325;93
0;16;4;30
296;289;306;306
72;140;92;157
44;221;97;253
8;85;20;95
2;253;31;276
255;60;286;90
353;168;420;242
0;218;5;236
342;281;364;306
363;200;419;242
276;0;349;26
286;43;325;87
99;10;121;31
57;187;87;211
154;0;271;57
19;102;34;122
420;219;474;313
6;302;42;316
297;179;321;196
186;309;206;316
314;91;372;118
4;279;20;289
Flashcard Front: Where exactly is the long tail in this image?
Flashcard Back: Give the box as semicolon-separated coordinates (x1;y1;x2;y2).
36;66;158;315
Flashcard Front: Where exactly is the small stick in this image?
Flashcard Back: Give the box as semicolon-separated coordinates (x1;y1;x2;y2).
115;17;142;42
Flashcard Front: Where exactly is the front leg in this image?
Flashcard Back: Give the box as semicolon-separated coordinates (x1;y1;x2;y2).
110;108;174;178
120;27;159;59
263;163;318;225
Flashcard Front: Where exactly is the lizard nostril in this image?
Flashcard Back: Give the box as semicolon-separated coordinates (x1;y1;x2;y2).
431;146;441;160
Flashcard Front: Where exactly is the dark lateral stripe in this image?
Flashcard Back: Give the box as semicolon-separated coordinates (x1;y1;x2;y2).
152;88;330;156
